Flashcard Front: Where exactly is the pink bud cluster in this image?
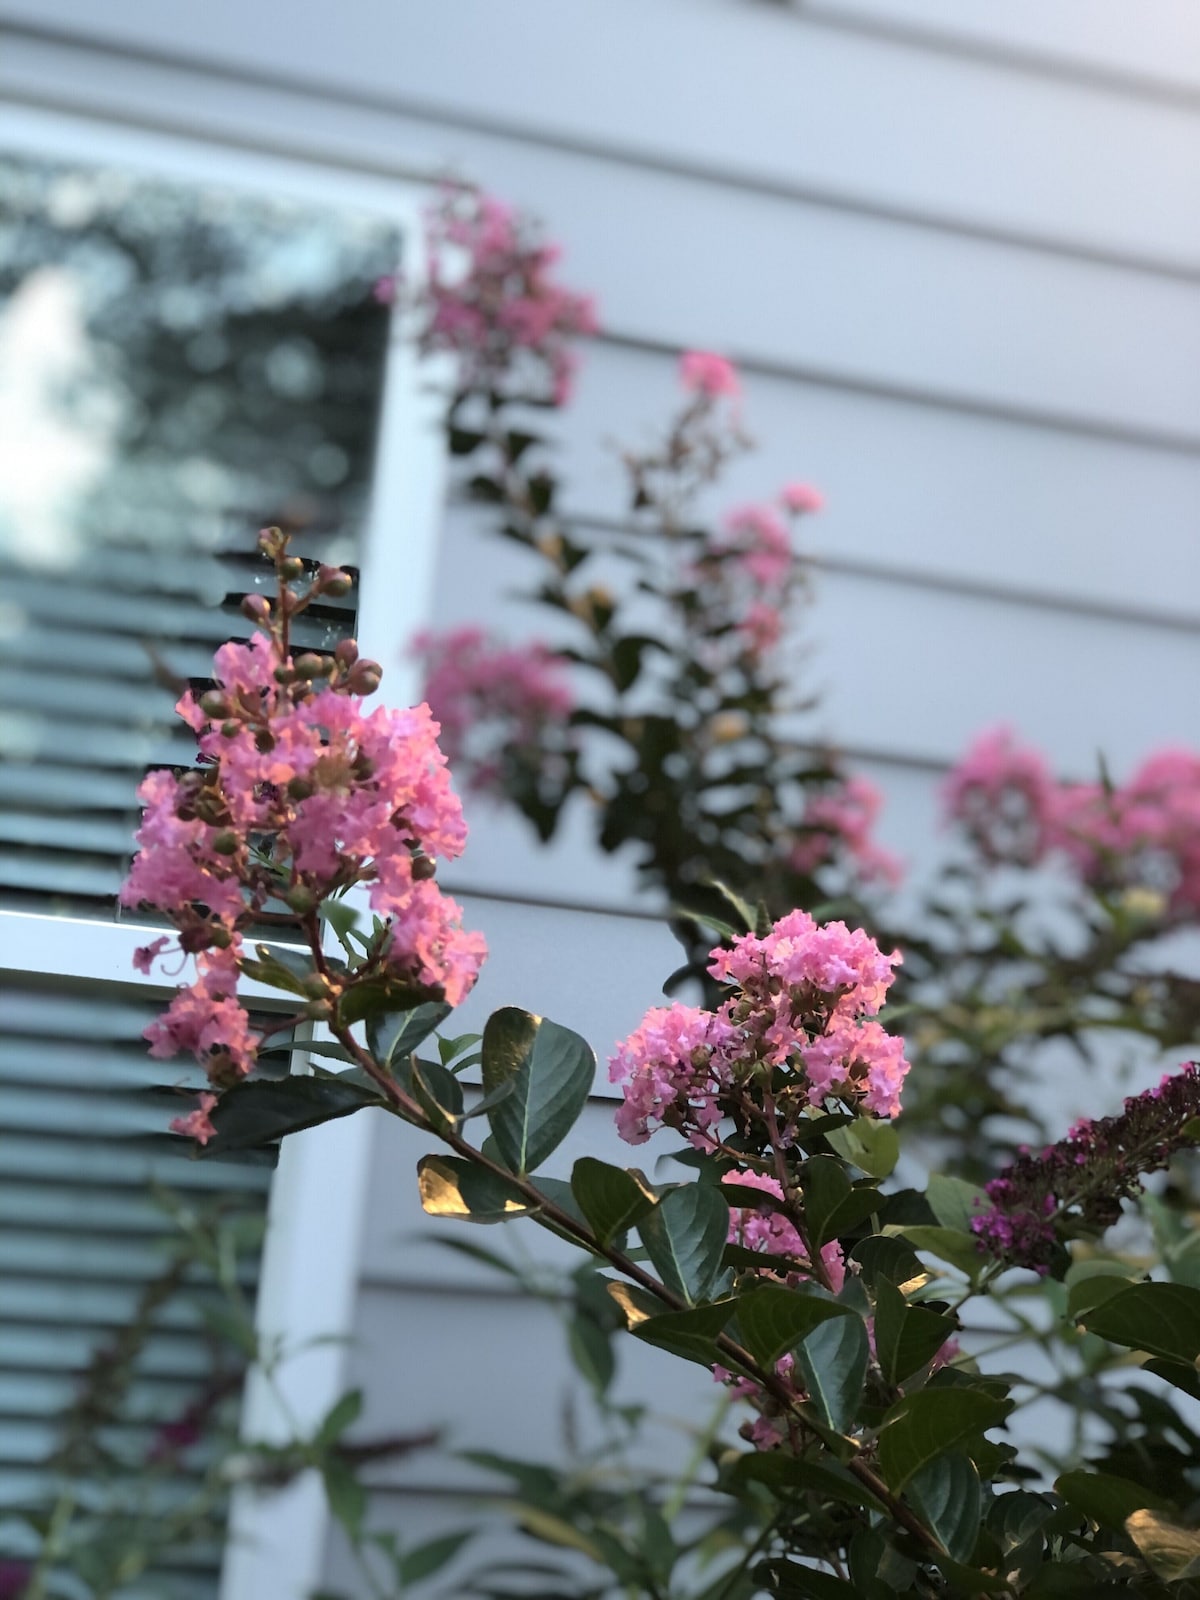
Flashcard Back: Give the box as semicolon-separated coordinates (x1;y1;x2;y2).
122;548;486;1141
694;485;824;665
790;775;904;888
679;350;741;400
412;625;576;797
944;727;1200;915
608;910;908;1147
417;188;598;405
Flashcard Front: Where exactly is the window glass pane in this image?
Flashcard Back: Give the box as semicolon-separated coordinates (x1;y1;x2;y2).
0;151;399;915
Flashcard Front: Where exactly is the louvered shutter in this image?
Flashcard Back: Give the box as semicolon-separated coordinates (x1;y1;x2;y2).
0;138;411;1596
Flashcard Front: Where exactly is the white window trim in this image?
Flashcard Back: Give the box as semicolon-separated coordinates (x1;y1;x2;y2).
0;100;451;1600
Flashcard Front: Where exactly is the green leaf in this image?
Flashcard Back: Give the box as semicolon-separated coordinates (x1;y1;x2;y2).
1145;1358;1200;1402
417;1154;535;1224
571;1157;655;1247
908;1454;981;1563
239;953;311;997
1125;1510;1200;1583
736;1284;853;1369
321;1458;366;1540
851;1234;924;1290
882;1225;982;1281
925;1174;988;1232
410;1057;465;1133
481;1007;595;1175
825;1118;898;1180
396;1530;473;1586
1077;1282;1200;1364
200;1076;383;1155
878;1389;1011;1490
339;977;428;1028
638;1183;729;1304
568;1309;616;1395
368;1001;452;1068
631;1300;739;1367
722;1451;886;1513
756;1563;859;1599
803;1157;880;1249
314;1389;363;1449
873;1278;958;1385
1054;1470;1175;1528
795;1312;869;1434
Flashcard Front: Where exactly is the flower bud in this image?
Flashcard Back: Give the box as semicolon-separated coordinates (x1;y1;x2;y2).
280;555;305;582
209;925;233;949
285;884;317;914
295;653;328;680
221;720;241;738
257;525;284;557
334;638;359;668
211;830;240;856
255;729;275;753
287;775;315;801
317;564;354;598
241;594;272;624
303;998;333;1021
352;661;382;695
200;691;230;719
412;854;437;881
302;972;331;999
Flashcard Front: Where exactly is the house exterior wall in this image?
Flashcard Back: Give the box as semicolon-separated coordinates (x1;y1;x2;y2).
3;3;1200;1592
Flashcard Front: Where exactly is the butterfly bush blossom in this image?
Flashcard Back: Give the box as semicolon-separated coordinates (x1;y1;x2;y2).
120;532;486;1143
609;909;908;1148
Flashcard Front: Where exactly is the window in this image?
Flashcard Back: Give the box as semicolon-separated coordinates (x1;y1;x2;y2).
0;104;448;1599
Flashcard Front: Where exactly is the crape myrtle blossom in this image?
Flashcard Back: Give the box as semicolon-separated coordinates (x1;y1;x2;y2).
973;1060;1200;1273
944;728;1200;914
412;625;576;798
120;530;486;1142
722;1170;846;1291
790;776;904;888
410;188;598;405
608;909;909;1149
679;350;741;399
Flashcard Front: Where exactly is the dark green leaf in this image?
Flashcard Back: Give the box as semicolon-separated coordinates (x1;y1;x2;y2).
417;1154;535;1224
397;1530;473;1586
795;1312;869;1435
571;1157;655;1247
339;977;428;1028
322;1458;366;1540
873;1278;959;1385
481;1007;595;1175
803;1157;880;1248
200;1075;382;1155
736;1284;853;1370
410;1057;464;1133
638;1183;729;1304
1054;1470;1175;1528
722;1451;886;1513
1078;1282;1200;1364
878;1389;1011;1490
756;1562;859;1599
368;1001;452;1068
1145;1358;1200;1402
239;954;310;997
314;1389;362;1449
883;1225;982;1281
568;1309;616;1396
925;1175;987;1232
908;1454;981;1563
851;1235;924;1290
631;1300;739;1367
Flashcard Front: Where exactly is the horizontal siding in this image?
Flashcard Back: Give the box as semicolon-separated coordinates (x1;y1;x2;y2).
5;0;1200;273
555;341;1200;623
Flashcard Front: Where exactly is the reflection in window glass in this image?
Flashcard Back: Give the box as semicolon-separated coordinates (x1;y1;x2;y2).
0;153;399;913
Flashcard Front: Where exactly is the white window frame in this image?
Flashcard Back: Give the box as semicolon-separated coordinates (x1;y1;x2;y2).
0;98;451;1600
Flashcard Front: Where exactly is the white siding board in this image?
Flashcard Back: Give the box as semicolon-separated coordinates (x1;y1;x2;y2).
7;0;1200;271
555;342;1200;624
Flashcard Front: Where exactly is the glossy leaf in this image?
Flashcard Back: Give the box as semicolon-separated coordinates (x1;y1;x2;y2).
883;1224;982;1281
410;1057;465;1133
368;1001;452;1069
417;1154;535;1224
908;1453;982;1563
795;1312;869;1435
878;1389;1011;1490
1055;1470;1175;1528
200;1074;383;1155
630;1300;739;1368
803;1157;880;1249
481;1008;595;1175
736;1284;854;1370
571;1157;655;1247
1077;1282;1200;1364
824;1117;899;1179
638;1182;729;1304
722;1451;886;1513
873;1278;958;1385
925;1174;987;1232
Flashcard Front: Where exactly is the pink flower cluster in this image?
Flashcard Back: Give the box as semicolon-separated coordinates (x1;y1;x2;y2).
608;910;908;1147
722;1170;846;1289
412;626;575;797
679;350;741;400
419;189;598;404
944;727;1200;913
790;776;904;888
122;602;486;1140
694;485;823;664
